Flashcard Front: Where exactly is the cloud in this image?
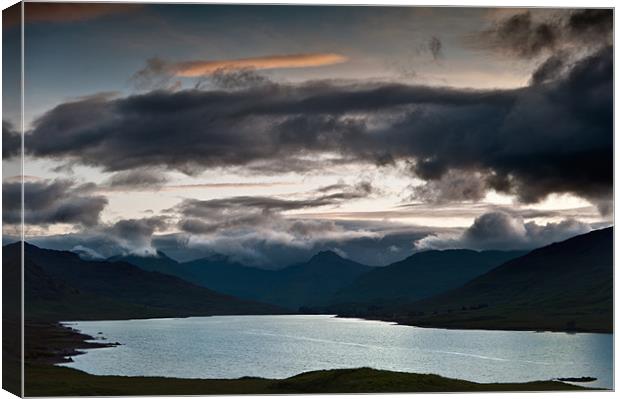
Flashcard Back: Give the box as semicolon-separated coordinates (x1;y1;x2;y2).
2;179;107;227
105;216;169;256
71;245;105;260
415;211;593;251
130;58;182;92
204;68;272;90
529;51;570;85
4;3;142;29
20;216;169;259
478;11;559;59
35;216;171;258
566;9;613;43
159;219;432;267
173;53;349;77
158;183;383;265
2;120;20;158
173;181;376;235
26;220;399;267
102;169;169;190
409;170;487;203
477;9;612;59
130;53;347;90
164;181;294;191
18;44;612;212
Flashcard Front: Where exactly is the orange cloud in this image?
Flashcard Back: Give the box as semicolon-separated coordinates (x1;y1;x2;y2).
4;3;142;29
173;53;348;77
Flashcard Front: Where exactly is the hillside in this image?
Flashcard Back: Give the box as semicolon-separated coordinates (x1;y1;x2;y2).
6;242;284;321
117;250;372;310
332;249;525;305
347;227;613;333
267;251;373;308
131;254;278;302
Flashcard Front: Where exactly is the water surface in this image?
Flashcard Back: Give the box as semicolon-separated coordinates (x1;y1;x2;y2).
63;315;613;389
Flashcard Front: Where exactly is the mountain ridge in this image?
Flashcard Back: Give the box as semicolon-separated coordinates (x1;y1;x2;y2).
5;242;286;321
339;227;613;333
115;249;372;310
331;249;527;305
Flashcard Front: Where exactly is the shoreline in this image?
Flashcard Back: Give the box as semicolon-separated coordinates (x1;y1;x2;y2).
333;314;614;335
63;312;613;335
23;320;603;396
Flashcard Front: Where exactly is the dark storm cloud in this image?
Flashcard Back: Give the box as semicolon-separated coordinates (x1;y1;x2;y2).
103;169;169;190
2;120;21;158
566;9;613;42
415;211;593;251
478;9;612;59
409;170;487;203
479;11;559;58
17;44;612;210
2;179;107;227
529;51;570;85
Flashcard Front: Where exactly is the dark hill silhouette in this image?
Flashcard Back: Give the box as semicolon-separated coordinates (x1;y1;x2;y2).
117;250;372;310
267;251;373;308
343;227;613;333
332;249;525;305
108;251;179;274
112;252;276;303
5;242;284;321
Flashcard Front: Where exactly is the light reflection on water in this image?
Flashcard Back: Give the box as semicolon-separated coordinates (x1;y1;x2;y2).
63;315;613;389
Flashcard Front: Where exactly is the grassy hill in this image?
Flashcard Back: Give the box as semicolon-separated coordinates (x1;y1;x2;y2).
346;227;613;333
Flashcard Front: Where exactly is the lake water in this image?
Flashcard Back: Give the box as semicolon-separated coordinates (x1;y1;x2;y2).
63;315;613;389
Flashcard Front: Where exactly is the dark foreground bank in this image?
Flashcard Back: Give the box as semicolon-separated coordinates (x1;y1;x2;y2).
24;322;594;396
26;365;592;396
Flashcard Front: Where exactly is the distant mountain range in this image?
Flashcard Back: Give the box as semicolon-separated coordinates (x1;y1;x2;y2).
111;250;372;310
4;243;284;321
114;248;524;311
6;227;612;332
336;227;613;333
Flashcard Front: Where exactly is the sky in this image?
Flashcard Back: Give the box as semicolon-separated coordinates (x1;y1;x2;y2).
2;3;613;267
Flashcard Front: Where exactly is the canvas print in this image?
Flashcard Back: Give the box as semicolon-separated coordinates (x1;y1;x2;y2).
1;2;614;396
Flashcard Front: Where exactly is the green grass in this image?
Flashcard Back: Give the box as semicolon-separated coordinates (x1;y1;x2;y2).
25;365;591;396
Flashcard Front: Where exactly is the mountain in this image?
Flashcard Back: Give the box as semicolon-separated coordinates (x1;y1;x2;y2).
6;242;284;321
109;251;179;274
346;227;613;333
265;251;374;308
331;250;526;305
118;250;372;310
175;256;277;301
